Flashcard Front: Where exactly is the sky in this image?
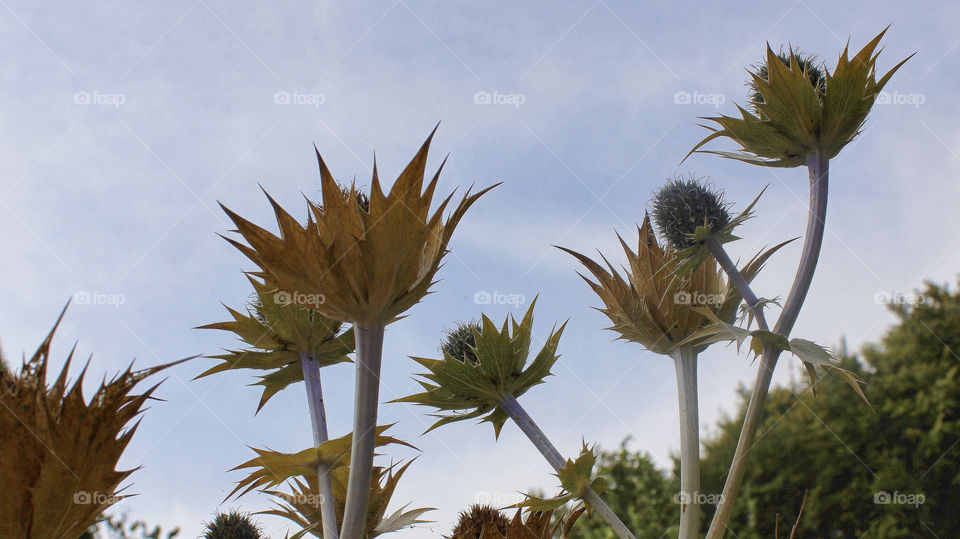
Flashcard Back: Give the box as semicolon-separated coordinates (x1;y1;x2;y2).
1;1;958;537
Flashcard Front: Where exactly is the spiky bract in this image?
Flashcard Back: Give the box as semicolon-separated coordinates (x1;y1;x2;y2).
220;128;496;326
395;299;564;437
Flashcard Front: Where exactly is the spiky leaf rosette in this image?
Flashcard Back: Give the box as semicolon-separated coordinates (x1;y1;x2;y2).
394;299;565;437
196;275;354;412
220;127;497;326
203;510;264;539
261;460;432;537
560;215;793;354
227;425;415;499
687;28;913;167
0;306;187;538
515;443;608;512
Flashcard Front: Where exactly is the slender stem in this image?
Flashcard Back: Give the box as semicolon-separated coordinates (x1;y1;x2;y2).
706;153;829;538
340;323;385;539
706;238;769;331
499;393;636;539
671;347;700;539
300;353;339;539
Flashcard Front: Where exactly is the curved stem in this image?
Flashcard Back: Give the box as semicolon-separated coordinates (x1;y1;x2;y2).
340;323;385;539
671;347;700;539
706;153;829;538
300;353;339;539
706;238;769;331
499;393;636;539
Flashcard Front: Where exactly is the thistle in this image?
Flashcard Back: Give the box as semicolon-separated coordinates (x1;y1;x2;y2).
397;302;634;538
448;504;584;538
687;28;912;167
220;127;495;538
261;462;432;537
203;510;264;539
197;275;354;413
685;31;911;538
198;276;355;537
560;215;788;538
0;306;186;538
748;50;826;113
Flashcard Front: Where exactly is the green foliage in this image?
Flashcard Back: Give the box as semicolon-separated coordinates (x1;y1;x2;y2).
699;281;960;537
560;440;675;538
202;510;264;539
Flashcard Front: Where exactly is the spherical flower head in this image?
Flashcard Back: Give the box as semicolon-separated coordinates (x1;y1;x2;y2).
748;49;825;114
203;511;264;539
449;504;509;538
651;176;731;250
440;321;481;364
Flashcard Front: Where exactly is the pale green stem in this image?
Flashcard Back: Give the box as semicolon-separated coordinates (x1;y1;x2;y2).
706;153;829;538
340;323;385;539
671;347;700;539
499;393;636;539
299;353;339;539
706;238;769;331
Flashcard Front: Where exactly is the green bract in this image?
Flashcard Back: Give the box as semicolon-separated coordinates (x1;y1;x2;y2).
395;299;565;437
196;276;354;412
687;28;912;167
516;443;608;512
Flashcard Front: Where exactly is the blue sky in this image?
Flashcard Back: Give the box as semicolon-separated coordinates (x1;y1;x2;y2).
1;1;957;536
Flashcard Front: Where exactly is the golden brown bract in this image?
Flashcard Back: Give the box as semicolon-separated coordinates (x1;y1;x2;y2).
221;128;497;326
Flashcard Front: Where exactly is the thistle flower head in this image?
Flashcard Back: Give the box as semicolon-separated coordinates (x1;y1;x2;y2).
203;511;264;539
651;175;731;250
394;299;564;437
196;276;354;413
559;215;789;355
440;321;481;364
221;127;497;325
687;28;913;167
749;49;825;113
449;505;509;538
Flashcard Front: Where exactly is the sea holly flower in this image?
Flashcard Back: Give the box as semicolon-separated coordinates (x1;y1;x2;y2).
260;461;432;538
448;504;585;539
197;276;354;412
687;28;913;167
219;127;496;326
559;214;785;355
0;306;186;538
748;50;826;114
395;299;564;437
219;128;496;537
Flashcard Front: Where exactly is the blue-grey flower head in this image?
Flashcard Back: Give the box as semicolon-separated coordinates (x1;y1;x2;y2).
651;176;731;250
